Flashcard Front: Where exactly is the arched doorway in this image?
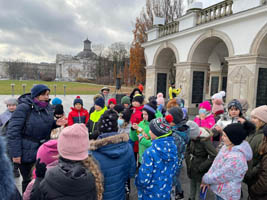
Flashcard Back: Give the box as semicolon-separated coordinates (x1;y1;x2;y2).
153;44;178;98
187;32;233;105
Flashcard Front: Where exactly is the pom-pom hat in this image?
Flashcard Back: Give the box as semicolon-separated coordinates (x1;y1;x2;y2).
73;96;83;106
149;115;173;138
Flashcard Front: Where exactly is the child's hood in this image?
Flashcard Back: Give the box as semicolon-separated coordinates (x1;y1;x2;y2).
232;141;253;161
153;137;177;161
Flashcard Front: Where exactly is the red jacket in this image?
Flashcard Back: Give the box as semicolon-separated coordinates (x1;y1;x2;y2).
68;107;89;126
130;105;144;125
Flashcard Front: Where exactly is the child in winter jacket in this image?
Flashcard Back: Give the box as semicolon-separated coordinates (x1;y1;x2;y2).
68;96;89;126
135;116;178;200
23;140;58;200
130;103;156;164
202;123;252;200
185;121;217;200
248;126;267;200
30;124;103;200
245;105;267;191
107;98;117;109
194;101;215;129
168;107;190;199
86;97;107;139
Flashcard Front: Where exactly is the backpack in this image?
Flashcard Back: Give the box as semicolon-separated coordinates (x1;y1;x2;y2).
172;124;190;168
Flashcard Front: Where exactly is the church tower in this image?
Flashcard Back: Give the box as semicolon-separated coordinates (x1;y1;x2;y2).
83;38;91;51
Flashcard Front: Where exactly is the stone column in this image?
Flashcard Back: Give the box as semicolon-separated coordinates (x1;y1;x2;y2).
226;55;267;111
175;62;209;114
145;65;157;99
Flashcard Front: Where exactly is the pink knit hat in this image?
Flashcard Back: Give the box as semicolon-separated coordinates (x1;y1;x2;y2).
37;140;58;165
251;105;267;124
212;99;224;115
156;93;165;105
199;101;211;111
58;124;89;161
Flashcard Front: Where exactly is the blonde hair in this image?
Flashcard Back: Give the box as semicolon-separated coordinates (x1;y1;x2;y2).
82;155;104;200
259;136;267;155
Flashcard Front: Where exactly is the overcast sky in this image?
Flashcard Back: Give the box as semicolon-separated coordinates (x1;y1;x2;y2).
0;0;222;63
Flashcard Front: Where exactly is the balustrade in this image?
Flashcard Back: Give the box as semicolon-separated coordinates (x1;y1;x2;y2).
158;21;179;38
197;0;233;25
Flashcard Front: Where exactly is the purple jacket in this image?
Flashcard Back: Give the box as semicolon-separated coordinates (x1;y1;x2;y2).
202;141;252;200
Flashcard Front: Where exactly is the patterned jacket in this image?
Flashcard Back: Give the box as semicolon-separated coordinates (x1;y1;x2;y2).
202;141;252;200
135;136;178;200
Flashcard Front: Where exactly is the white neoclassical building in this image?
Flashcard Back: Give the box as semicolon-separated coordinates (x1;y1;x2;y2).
144;0;267;113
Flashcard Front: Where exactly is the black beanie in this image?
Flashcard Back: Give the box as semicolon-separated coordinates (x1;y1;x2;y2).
54;104;64;115
73;96;83;106
168;107;183;124
142;103;156;122
114;104;124;114
132;95;144;105
223;123;248;145
121;108;133;123
98;109;118;133
95;97;105;108
31;84;50;98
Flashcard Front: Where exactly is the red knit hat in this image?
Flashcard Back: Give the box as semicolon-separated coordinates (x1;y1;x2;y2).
108;98;117;105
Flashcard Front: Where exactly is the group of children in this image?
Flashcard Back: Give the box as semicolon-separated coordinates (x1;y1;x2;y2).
1;86;267;200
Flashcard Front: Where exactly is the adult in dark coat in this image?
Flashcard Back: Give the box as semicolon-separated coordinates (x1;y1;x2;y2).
0;135;22;200
7;84;67;192
89;109;136;200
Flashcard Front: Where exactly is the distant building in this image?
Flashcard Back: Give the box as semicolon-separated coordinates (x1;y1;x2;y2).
56;39;97;81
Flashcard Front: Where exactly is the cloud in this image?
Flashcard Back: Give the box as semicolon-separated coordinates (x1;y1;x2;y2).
0;0;144;62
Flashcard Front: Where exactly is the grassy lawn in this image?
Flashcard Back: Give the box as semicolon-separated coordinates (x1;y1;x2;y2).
0;80;135;95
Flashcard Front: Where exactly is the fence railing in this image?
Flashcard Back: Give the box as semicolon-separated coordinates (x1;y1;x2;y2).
159;21;179;38
196;0;233;25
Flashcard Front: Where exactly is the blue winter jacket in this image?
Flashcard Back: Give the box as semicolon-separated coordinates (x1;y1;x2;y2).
135;136;178;200
7;93;56;163
89;132;136;200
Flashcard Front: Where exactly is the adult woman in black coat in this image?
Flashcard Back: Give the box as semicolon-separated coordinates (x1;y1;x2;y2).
7;84;67;192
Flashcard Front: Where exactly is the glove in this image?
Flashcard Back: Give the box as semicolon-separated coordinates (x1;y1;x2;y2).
35;158;47;178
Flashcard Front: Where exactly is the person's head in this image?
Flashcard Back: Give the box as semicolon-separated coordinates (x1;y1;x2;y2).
251;105;267;130
121;96;131;108
132;94;144;107
98;109;118;133
93;94;103;103
212;98;224;116
149;115;173;140
166;98;179;110
73;96;83;110
198;101;211;117
186;120;200;140
108;98;117;109
94;97;105;111
211;91;225;104
171;82;175;88
118;108;133;127
223;123;249;147
156;93;165;106
167;107;184;126
31;84;50;102
52;97;62;106
36;140;58;166
4;98;18;112
130;88;142;101
176;98;185;108
227;99;242;118
101;87;110;96
58;124;89;161
58;124;103;199
54;104;64;119
113;104;124;115
142;103;157;122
